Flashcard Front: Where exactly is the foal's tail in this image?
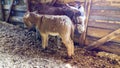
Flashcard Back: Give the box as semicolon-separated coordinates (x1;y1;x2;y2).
71;24;75;40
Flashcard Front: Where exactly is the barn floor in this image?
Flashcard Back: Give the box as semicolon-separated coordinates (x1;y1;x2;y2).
0;21;120;68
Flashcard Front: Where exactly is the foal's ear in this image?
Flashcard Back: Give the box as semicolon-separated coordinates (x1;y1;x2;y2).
26;11;30;13
24;11;30;18
29;12;35;17
33;11;37;13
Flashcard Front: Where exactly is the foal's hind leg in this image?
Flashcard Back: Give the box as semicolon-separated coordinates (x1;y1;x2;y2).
61;36;74;57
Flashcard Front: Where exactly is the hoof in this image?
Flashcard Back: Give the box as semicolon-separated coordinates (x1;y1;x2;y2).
28;27;36;31
64;56;73;60
36;37;41;41
41;47;48;52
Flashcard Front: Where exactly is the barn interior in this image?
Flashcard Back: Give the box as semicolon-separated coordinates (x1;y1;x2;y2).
0;0;120;68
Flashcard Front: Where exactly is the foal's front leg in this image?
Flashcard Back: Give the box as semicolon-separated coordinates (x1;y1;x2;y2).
41;33;48;49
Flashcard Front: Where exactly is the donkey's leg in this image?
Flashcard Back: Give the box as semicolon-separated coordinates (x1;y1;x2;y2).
56;36;61;48
40;33;48;49
69;38;74;56
36;28;41;40
61;35;74;57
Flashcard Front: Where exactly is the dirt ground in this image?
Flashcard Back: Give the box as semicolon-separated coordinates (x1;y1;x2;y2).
0;21;120;68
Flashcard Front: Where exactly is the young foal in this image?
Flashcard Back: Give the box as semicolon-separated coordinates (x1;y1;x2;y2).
23;12;75;57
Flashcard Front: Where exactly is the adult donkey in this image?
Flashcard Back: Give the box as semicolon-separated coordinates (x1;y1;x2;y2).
25;0;86;33
35;3;85;33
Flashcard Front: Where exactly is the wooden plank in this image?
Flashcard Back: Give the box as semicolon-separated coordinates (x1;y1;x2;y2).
98;45;120;55
3;5;27;12
5;0;14;22
90;10;120;18
85;35;120;46
10;16;23;23
91;9;120;15
57;0;85;3
79;0;92;46
92;0;111;4
3;9;25;17
87;27;120;43
11;12;25;17
90;15;120;22
85;37;120;55
106;0;120;7
92;0;120;7
85;28;120;50
95;20;120;24
91;6;120;11
106;0;120;1
0;0;5;21
87;27;113;38
111;1;120;7
88;21;120;30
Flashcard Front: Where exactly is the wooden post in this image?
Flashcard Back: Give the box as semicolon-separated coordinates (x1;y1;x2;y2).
50;0;56;6
26;0;29;11
0;0;5;21
26;0;31;11
85;28;120;50
79;0;92;46
6;0;14;22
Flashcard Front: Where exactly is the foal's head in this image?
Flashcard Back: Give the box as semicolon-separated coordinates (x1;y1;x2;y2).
23;11;37;29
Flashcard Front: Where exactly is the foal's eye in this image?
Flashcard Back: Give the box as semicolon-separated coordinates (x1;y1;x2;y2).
63;19;65;21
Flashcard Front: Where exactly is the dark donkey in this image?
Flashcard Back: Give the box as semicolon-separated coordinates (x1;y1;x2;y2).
34;3;85;33
26;0;86;33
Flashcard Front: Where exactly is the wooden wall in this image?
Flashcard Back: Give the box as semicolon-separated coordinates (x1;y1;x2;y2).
0;0;26;22
85;0;120;54
86;0;120;43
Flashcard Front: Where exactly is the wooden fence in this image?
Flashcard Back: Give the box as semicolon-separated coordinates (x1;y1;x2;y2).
0;0;26;22
85;0;120;54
